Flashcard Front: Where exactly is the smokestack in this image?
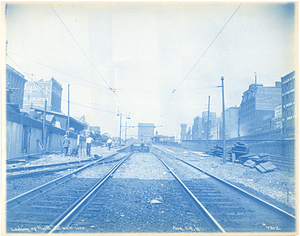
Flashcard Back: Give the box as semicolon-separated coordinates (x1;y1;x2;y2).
254;72;257;85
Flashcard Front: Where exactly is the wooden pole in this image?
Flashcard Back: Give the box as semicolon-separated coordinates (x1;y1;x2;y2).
43;99;47;153
206;95;210;152
68;84;70;133
119;113;122;146
221;77;226;164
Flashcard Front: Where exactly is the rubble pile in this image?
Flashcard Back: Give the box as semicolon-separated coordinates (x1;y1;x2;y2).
239;152;276;173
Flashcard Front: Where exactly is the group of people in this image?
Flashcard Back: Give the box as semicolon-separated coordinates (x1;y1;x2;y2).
62;134;113;157
62;134;94;157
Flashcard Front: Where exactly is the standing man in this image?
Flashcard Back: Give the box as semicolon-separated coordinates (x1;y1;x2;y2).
63;135;70;156
86;136;94;156
107;138;112;151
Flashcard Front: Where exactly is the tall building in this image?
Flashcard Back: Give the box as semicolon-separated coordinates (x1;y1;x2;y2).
281;71;295;139
219;106;239;139
202;111;216;140
180;124;187;141
23;77;63;112
239;82;282;136
138;123;155;143
186;127;192;140
192;116;202;140
6;64;27;109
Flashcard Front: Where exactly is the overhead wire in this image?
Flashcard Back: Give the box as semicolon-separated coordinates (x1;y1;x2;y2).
6;54;47;98
174;3;242;92
8;51;111;91
22;71;111;92
49;4;128;115
162;3;242;115
61;99;118;114
7;54;118;115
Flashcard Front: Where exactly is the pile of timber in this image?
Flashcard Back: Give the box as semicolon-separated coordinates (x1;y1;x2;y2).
241;153;276;173
208;144;223;157
230;141;249;161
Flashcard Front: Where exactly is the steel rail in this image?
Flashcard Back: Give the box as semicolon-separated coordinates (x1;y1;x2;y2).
6;158;95;173
153;152;226;233
6;158;121;179
153;146;296;219
47;153;133;234
6;164;86;179
6;153;118;210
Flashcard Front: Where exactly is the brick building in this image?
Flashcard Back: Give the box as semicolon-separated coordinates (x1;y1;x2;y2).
23;77;63;112
138;123;155;143
239;82;282;137
6;64;27;109
281;71;295;139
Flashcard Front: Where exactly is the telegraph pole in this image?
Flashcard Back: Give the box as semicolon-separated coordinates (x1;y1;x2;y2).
43;99;47;153
125;122;127;144
221;77;226;164
6;40;8;56
67;84;70;133
206;95;210;152
119;113;122;146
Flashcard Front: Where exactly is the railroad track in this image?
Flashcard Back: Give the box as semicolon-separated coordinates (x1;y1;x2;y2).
6;154;120;179
52;152;220;233
152;147;296;233
6;149;296;233
6;152;132;233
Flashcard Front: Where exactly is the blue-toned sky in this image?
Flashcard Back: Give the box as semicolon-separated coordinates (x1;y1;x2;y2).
4;2;296;139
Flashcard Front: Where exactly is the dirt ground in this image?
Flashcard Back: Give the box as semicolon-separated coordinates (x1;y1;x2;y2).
153;145;296;213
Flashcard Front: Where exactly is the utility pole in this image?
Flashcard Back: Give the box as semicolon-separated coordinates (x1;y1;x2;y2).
238;115;240;140
43;99;47;153
6;40;8;56
125;122;127;145
67;84;70;133
221;77;226;164
217;120;219;140
206;95;210;152
119;113;122;146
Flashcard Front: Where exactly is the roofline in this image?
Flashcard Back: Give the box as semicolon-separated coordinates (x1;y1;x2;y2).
6;64;27;82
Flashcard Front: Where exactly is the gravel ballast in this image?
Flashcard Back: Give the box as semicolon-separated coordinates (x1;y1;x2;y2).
153;145;296;212
65;153;216;233
6;148;121;200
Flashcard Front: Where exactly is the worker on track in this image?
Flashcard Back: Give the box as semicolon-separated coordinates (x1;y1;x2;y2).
63;135;71;156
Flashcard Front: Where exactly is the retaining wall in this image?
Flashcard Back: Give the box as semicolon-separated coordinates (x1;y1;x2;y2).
181;139;295;160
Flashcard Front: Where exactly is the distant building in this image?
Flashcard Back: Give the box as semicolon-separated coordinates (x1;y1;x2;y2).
23;77;63;113
6;64;27;109
138;123;155;143
202;111;216;140
192;116;202;140
219;106;239;139
274;105;282;130
180;124;187;141
281;71;295;139
239;82;282;136
262;104;283;132
152;135;175;143
89;126;101;135
186;127;192;140
28;108;86;134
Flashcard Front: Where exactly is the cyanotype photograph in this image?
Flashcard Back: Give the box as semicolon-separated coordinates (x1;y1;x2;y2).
1;1;298;235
